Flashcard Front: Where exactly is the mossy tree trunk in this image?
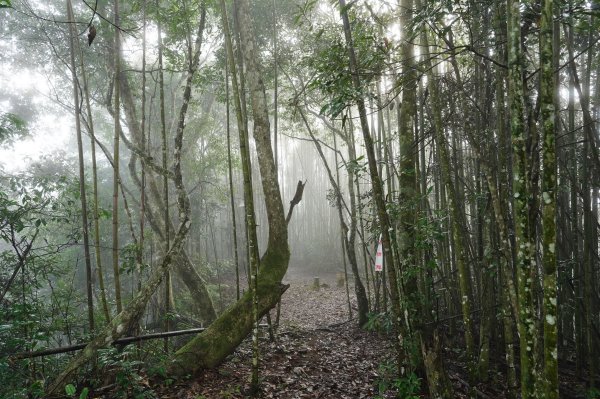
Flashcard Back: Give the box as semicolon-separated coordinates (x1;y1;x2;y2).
396;0;421;367
507;1;537;396
168;0;290;377
539;0;558;396
231;0;262;390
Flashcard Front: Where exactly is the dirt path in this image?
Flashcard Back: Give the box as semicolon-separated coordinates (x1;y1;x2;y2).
165;280;395;399
104;278;587;398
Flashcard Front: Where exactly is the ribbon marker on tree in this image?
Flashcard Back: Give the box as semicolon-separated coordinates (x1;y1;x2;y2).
374;235;383;272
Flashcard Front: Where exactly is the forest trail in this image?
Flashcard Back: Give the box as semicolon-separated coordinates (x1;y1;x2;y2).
161;278;395;398
154;277;584;399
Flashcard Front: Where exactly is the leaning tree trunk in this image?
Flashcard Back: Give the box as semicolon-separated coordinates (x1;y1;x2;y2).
167;0;290;376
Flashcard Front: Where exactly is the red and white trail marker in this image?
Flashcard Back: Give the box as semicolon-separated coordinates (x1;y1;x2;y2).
375;237;383;272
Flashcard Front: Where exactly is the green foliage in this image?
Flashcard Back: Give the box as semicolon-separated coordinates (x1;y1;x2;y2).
373;361;421;399
65;383;89;399
363;311;393;334
0;171;87;398
392;372;421;399
345;155;367;178
0;113;27;147
98;345;157;399
65;384;76;396
305;14;388;118
120;242;146;275
414;208;446;250
0;0;10;9
586;388;600;399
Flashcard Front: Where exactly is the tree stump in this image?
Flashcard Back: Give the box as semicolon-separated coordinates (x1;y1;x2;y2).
336;273;345;288
312;277;320;291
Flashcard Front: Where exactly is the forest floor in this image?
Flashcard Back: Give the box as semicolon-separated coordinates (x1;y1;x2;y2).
140;276;587;398
160;277;396;399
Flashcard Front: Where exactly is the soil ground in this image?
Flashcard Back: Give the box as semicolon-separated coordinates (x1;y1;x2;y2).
162;277;396;398
141;276;589;398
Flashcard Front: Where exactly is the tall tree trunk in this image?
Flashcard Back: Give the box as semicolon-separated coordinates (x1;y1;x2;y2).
225;60;241;301
566;7;584;374
168;0;291;376
138;0;147;296
82;29;111;324
272;0;278;172
507;1;537;396
112;0;123;314
116;17;216;323
428;29;476;376
230;0;262;389
156;0;172;351
338;0;403;371
66;0;94;332
539;0;558;396
343;123;370;322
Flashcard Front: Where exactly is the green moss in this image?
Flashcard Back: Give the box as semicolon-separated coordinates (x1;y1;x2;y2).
167;243;289;377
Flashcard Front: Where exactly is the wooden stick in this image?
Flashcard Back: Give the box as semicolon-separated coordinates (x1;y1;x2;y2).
11;324;269;360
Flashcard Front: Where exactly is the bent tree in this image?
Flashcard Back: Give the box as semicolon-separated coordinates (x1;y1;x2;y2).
167;0;291;375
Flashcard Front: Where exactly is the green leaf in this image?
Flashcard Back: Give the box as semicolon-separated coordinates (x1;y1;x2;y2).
0;0;11;8
65;384;76;396
0;113;27;145
79;387;89;399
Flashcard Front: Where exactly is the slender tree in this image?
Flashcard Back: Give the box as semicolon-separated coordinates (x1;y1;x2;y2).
338;0;403;371
156;0;172;351
66;0;94;332
225;60;241;300
112;0;123;314
539;0;558;396
507;0;537;396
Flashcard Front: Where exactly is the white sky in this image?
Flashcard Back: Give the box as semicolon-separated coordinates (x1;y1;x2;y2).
0;18;164;173
0;65;72;172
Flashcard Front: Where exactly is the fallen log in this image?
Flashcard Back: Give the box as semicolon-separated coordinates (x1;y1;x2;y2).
10;328;206;360
11;324;269;360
